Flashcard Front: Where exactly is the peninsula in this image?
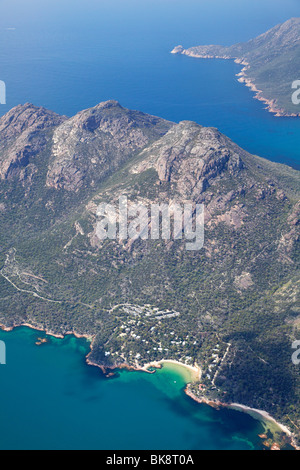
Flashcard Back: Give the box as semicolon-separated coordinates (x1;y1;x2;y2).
171;18;300;117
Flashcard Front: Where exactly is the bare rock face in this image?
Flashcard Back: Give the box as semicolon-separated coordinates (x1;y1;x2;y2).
46;100;173;191
170;45;185;54
132;121;244;199
0;103;66;181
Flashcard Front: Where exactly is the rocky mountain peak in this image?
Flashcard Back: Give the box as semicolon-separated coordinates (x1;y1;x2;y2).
0;103;66;181
0;103;65;138
243;17;300;52
46;101;173;191
132;121;245;198
95;100;122;109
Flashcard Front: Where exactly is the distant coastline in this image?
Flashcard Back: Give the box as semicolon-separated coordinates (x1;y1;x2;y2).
171;46;300;118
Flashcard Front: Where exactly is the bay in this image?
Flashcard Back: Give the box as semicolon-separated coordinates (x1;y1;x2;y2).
0;327;265;450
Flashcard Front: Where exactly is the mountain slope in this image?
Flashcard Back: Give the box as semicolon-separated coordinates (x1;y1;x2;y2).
0;102;299;444
0;103;66;181
171;18;300;116
46;100;173;191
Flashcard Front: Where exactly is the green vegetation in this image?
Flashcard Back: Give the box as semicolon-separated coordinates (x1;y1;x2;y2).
0;102;299;444
176;18;300;116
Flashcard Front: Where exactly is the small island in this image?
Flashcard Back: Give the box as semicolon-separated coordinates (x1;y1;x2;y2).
35;337;48;346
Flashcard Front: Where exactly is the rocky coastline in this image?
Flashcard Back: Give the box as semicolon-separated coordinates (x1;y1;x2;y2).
171;45;300;118
184;384;300;451
0;320;298;449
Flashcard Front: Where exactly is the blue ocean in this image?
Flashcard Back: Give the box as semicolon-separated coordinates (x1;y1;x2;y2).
0;0;299;450
0;0;300;167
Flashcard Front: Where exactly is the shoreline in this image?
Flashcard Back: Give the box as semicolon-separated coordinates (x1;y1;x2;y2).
141;359;202;382
171;47;300;118
0;321;93;342
86;355;201;382
0;322;66;339
185;386;300;451
0;321;298;449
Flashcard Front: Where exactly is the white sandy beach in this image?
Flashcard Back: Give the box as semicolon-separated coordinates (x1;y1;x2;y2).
142;359;202;383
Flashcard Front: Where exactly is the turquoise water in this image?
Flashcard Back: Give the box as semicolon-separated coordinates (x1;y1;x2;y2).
0;0;299;449
0;327;266;450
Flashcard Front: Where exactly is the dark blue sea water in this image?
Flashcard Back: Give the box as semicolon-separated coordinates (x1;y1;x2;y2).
0;0;300;167
0;0;299;450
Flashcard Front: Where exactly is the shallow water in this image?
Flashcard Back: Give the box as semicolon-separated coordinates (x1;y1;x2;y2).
0;327;267;450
